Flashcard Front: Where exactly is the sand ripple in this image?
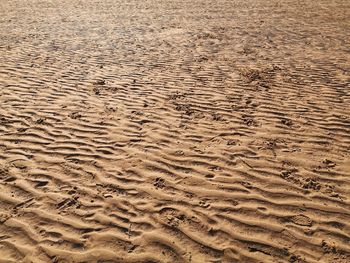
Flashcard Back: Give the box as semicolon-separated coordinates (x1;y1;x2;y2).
0;0;349;262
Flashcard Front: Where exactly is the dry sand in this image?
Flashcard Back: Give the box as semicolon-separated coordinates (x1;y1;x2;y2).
0;0;350;262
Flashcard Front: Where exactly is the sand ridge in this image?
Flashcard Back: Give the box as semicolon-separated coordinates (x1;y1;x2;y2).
0;0;350;262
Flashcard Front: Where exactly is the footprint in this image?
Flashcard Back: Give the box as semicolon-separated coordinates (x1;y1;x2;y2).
241;181;253;189
290;214;312;227
36;118;45;124
0;213;10;224
281;118;293;127
322;159;336;168
154;177;165;189
35;180;48;188
69;112;82;119
174;150;184;156
199;200;210;208
302;178;321;191
94;79;105;85
212;113;224;121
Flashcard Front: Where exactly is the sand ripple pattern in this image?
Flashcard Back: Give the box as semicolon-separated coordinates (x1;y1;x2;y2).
0;0;349;262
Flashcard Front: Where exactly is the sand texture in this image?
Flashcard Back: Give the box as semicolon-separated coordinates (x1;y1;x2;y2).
0;0;350;262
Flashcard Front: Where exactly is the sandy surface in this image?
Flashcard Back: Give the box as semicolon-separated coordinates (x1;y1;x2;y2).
0;0;350;262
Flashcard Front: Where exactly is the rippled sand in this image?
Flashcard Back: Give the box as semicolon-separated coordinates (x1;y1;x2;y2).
0;0;349;262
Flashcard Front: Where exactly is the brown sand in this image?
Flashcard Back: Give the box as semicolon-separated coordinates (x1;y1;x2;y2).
0;0;350;262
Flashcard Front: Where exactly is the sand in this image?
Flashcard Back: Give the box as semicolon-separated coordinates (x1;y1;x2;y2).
0;0;349;262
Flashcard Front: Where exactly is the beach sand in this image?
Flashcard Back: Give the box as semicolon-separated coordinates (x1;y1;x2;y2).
0;0;349;262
